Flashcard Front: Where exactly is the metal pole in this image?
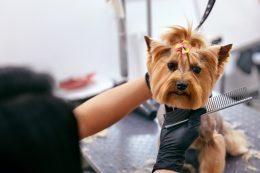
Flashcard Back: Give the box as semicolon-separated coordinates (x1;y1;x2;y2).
117;0;128;80
146;0;152;36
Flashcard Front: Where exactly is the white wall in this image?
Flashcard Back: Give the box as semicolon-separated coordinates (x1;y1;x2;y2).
0;0;120;81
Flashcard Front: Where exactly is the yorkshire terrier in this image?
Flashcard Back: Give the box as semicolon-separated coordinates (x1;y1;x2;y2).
144;25;248;173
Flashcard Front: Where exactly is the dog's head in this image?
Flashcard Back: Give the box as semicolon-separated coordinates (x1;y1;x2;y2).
145;25;232;109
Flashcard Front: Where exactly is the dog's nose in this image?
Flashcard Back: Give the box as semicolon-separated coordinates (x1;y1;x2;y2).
176;81;188;91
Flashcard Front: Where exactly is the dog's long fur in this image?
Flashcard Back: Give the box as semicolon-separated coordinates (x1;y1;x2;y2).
145;25;248;173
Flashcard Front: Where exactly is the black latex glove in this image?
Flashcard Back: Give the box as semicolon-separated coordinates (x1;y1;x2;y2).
153;108;207;173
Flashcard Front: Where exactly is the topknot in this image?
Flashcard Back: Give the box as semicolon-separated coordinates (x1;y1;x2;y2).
160;24;207;49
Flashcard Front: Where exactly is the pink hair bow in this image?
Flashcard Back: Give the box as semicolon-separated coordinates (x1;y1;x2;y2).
175;40;192;54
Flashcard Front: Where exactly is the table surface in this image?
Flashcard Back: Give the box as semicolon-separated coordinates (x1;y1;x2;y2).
80;103;260;173
55;75;114;101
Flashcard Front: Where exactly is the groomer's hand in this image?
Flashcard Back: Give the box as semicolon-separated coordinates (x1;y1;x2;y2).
153;108;206;173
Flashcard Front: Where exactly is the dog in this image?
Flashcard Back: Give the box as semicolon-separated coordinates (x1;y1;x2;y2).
144;25;248;173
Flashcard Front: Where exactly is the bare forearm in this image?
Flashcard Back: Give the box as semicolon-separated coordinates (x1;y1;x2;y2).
74;76;152;139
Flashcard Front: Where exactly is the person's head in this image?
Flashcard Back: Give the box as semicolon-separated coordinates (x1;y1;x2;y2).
0;67;82;173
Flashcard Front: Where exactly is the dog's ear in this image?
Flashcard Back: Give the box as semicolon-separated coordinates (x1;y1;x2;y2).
144;36;152;51
217;44;232;75
144;36;171;73
210;44;232;77
144;36;171;57
218;44;232;66
144;36;169;51
208;44;232;75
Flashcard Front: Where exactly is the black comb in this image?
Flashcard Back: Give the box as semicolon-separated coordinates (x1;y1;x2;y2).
165;87;253;129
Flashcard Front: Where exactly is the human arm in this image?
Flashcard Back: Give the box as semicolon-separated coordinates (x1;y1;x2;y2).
74;76;152;139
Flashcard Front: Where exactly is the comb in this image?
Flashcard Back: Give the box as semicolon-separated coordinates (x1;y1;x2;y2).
165;87;253;129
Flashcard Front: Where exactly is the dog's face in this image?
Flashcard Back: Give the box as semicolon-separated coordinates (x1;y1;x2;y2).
145;26;232;109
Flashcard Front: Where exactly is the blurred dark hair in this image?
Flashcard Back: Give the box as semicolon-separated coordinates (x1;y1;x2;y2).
0;67;82;173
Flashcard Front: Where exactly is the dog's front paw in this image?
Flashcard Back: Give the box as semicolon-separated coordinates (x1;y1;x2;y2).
199;115;216;143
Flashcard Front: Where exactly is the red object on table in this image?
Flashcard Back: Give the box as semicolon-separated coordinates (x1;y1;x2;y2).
59;72;95;90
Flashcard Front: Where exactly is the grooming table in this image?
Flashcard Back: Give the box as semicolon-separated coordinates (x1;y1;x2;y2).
80;104;260;173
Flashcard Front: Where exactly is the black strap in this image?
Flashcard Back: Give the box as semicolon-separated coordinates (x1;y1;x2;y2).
195;0;216;30
145;72;151;90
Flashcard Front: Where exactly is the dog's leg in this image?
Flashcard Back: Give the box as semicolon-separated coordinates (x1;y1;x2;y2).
198;115;226;173
223;122;248;156
199;132;226;173
183;163;197;173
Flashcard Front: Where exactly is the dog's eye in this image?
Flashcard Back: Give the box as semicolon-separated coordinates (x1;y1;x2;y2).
167;62;177;71
191;66;201;74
